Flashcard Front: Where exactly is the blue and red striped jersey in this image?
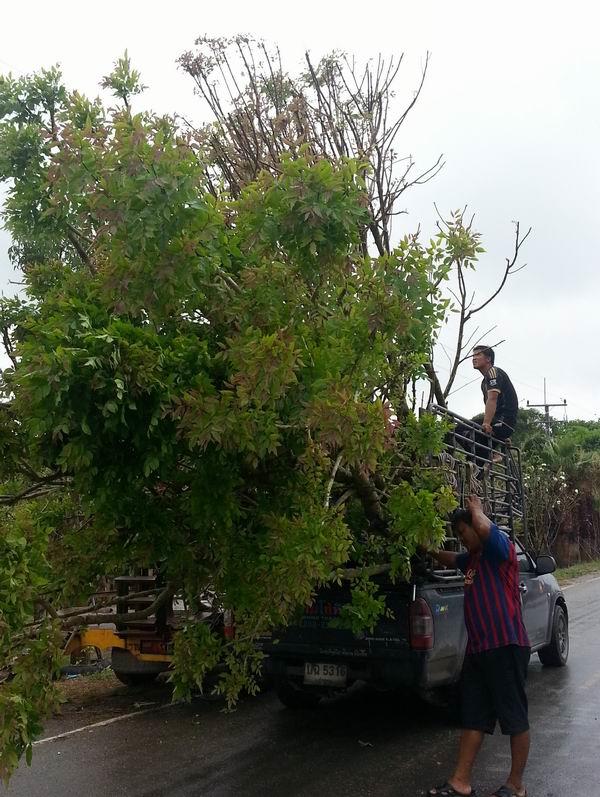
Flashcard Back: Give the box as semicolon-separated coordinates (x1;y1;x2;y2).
456;525;530;654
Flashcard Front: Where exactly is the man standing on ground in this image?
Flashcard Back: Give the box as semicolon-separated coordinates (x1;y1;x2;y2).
472;345;518;444
426;495;531;797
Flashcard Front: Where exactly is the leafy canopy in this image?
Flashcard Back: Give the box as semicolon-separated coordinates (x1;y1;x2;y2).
0;54;467;779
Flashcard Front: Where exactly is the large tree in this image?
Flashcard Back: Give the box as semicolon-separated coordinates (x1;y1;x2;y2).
0;54;469;779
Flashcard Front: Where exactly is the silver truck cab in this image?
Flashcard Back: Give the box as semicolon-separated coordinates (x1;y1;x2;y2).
516;541;568;664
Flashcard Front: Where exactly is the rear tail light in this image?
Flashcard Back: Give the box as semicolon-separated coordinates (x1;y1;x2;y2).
409;598;434;650
223;609;236;640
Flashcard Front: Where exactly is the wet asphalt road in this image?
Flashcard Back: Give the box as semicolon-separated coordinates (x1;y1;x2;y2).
4;575;600;797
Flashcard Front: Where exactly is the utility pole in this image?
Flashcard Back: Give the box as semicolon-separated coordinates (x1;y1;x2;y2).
526;378;567;434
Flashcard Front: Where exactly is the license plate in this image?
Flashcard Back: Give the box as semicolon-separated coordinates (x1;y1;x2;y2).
303;662;347;686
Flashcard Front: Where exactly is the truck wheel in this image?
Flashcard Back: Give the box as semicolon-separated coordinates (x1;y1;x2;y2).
110;647;167;686
113;670;158;687
538;604;569;667
70;645;103;666
276;679;320;709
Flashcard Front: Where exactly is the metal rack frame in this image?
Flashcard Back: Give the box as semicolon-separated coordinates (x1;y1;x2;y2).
425;404;527;546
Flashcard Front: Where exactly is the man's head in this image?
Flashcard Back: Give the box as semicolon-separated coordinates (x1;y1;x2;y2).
450;507;481;553
472;345;495;372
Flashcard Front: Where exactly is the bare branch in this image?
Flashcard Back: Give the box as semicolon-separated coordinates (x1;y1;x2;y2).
424;362;447;408
62;585;173;629
0;473;69;505
324;452;343;508
56;587;162;619
2;327;18;368
35;598;59;619
333;488;354;508
66;229;95;274
457;334;504;367
465;223;532;321
338;562;392;579
439;214;530;400
179;38;443;257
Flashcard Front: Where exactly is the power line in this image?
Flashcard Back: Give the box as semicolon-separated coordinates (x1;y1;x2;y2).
503;371;595;418
446;375;481;397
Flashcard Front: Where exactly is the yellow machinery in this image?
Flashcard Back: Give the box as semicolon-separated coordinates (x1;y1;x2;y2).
63;625;173;684
63;574;174;685
62;574;225;685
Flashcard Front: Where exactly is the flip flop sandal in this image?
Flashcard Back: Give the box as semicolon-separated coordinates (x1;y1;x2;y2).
427;784;477;797
490;787;527;797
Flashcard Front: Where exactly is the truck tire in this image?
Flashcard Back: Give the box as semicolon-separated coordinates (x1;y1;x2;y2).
113;670;158;687
110;647;168;686
276;679;320;709
538;604;569;667
70;645;103;666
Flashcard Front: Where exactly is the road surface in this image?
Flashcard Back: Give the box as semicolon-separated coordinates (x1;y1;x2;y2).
4;575;599;796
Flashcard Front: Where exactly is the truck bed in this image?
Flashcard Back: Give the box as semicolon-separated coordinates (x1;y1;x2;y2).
260;573;467;694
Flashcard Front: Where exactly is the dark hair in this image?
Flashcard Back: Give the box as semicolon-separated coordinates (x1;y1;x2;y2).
473;345;495;365
449;507;472;532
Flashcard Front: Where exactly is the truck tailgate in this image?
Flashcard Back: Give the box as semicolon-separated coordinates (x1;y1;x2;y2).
263;582;412;658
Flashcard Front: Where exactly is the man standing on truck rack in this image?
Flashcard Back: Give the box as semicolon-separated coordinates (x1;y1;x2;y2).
425;495;530;797
472;345;518;452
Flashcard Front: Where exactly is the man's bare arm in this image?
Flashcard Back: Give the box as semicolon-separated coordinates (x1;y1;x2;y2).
466;494;492;541
428;549;458;568
482;390;499;432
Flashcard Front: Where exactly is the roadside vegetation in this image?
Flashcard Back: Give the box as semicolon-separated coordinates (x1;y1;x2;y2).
511;411;600;562
555;559;600;584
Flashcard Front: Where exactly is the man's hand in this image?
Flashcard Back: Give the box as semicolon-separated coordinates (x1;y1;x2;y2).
422;542;459;569
481;421;492;435
466;494;483;513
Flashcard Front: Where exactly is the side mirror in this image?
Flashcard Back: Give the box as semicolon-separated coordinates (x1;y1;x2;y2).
535;554;557;576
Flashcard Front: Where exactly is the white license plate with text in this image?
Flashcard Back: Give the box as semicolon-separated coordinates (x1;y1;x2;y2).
303;662;347;686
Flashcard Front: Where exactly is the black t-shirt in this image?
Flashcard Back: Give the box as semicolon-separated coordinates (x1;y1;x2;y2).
481;366;518;430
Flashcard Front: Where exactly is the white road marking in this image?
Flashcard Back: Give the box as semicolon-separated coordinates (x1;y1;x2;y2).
33;702;177;745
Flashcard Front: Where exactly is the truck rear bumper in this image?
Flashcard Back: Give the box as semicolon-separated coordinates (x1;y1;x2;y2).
264;650;427;691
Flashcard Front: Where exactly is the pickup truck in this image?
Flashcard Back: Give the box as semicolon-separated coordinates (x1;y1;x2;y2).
260;407;569;708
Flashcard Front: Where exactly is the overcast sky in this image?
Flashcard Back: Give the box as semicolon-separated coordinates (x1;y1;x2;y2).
1;0;598;421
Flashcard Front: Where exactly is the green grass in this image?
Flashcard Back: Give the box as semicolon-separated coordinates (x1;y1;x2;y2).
554;559;600;584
